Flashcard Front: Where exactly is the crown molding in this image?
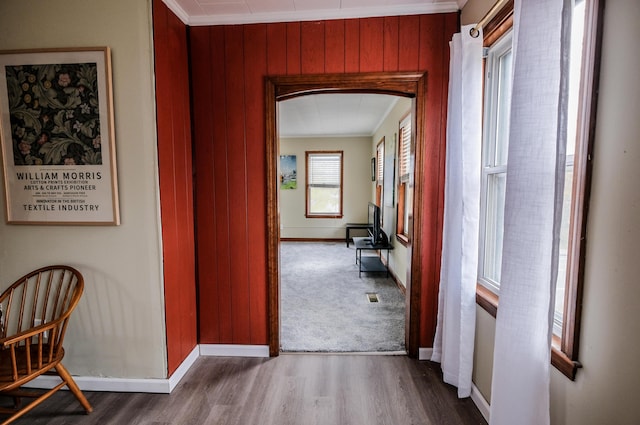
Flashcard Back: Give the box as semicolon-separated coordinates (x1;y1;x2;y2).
161;0;190;25
162;0;459;27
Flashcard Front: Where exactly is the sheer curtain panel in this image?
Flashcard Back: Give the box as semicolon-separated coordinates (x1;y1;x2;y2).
489;0;571;424
431;23;483;398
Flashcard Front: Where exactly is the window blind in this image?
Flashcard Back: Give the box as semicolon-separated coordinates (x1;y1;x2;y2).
376;143;384;183
399;115;411;180
308;153;341;187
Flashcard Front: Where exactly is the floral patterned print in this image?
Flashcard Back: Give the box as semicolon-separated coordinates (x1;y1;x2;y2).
5;62;103;166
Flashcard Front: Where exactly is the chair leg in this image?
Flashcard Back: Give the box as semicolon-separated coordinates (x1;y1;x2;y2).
55;363;93;413
0;382;67;425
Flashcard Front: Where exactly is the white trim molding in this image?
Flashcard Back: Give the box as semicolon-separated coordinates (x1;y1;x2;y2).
168;345;200;391
24;345;267;394
25;345;200;394
161;0;190;25
199;344;270;358
162;0;459;27
471;383;491;422
418;347;433;361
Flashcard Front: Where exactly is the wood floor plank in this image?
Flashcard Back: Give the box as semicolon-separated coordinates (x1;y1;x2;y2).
4;354;487;425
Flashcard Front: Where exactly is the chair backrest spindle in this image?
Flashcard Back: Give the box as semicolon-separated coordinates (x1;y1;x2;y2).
0;265;91;422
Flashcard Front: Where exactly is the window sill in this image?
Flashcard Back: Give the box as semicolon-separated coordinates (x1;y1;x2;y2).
476;284;580;380
305;214;343;219
395;234;409;247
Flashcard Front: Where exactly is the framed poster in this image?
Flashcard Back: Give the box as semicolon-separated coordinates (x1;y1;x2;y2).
0;47;119;225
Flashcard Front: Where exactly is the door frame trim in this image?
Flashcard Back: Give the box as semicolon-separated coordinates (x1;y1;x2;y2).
265;72;428;357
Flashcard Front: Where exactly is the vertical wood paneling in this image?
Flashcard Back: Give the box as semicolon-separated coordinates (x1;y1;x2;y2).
301;21;325;74
191;26;218;343
267;23;287;75
224;25;251;343
210;26;234;343
152;0;197;375
190;13;457;348
171;6;198;360
324;20;345;73
431;13;458;347
344;19;360;73
286;23;301;74
359;17;384;72
244;24;269;343
398;15;421;71
417;13;449;347
383;17;400;72
153;0;178;371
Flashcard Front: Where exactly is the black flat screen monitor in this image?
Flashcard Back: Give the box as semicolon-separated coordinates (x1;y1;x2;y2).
367;202;381;244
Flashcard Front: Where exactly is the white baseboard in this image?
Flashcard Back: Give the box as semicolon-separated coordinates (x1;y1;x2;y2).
199;344;270;358
417;348;489;422
24;345;267;394
26;374;173;393
168;345;200;391
418;347;433;360
24;345;200;394
471;383;490;422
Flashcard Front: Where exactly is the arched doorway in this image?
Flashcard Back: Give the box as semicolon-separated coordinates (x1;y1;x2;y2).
265;72;432;357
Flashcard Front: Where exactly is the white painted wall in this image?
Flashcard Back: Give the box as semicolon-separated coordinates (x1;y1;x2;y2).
0;0;167;379
279;136;372;239
463;0;640;423
371;97;412;287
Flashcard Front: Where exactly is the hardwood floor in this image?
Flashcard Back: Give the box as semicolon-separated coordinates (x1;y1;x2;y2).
5;355;487;425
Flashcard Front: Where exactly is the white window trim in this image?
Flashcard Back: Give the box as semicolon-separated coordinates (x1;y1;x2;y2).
478;30;513;295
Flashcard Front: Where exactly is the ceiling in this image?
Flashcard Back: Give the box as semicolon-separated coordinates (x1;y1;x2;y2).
161;0;465;137
163;0;464;26
278;93;400;138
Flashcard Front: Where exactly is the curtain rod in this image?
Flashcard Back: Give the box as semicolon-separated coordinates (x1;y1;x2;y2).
469;0;511;38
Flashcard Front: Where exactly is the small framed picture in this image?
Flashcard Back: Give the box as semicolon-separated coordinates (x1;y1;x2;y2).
279;155;297;190
371;157;376;181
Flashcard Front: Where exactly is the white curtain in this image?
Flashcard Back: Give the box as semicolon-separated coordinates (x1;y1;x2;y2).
431;23;483;399
489;0;571;424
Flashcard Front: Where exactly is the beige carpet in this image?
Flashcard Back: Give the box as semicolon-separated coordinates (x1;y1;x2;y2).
279;241;406;352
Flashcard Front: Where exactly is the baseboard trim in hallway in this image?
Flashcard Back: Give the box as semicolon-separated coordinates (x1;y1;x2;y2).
419;347;433;360
471;384;490;422
25;345;200;394
199;344;270;358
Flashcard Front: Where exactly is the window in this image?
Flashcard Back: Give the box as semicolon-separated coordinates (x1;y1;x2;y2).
478;30;513;294
396;113;412;243
375;138;384;206
476;0;602;379
305;151;343;218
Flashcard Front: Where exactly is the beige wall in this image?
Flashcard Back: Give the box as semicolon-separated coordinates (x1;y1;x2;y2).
463;0;640;423
371;97;412;287
0;0;166;379
279;136;372;239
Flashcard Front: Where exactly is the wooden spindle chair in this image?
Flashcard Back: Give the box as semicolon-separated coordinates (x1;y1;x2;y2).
0;265;92;424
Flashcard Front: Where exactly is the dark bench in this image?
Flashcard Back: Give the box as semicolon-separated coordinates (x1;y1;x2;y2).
345;223;372;247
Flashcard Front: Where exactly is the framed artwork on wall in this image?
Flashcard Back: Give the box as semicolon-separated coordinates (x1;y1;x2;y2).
371;157;376;182
279;155;297;189
0;47;119;225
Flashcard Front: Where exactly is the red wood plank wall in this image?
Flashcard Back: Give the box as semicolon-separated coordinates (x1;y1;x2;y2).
190;13;458;348
152;0;198;375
